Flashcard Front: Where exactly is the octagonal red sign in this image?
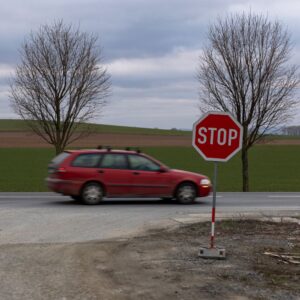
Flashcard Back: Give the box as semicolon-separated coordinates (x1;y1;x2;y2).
192;112;243;162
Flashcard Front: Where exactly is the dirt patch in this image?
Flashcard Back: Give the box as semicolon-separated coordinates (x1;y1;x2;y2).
1;131;300;148
0;220;299;300
0;131;191;148
259;139;300;145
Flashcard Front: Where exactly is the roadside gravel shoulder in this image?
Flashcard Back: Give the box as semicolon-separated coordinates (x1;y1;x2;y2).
0;218;299;300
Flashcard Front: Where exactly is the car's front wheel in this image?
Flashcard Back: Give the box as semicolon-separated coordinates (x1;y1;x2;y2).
175;183;197;204
81;182;103;205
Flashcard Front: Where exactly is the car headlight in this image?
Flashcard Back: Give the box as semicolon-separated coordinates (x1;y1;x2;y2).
200;178;211;186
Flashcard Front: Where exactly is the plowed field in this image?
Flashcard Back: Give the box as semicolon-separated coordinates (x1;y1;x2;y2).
0;131;298;147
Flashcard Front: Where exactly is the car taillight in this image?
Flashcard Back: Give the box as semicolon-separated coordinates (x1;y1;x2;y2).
57;167;67;173
48;166;67;175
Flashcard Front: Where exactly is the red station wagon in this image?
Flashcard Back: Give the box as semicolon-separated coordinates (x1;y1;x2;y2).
46;148;211;204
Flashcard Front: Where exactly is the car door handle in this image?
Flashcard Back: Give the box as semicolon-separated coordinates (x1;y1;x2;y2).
133;172;140;175
98;170;105;174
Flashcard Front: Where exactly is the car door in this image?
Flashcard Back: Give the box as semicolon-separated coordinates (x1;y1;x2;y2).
127;154;172;197
98;153;132;196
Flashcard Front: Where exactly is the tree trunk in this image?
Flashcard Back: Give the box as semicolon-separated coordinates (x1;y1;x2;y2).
55;143;63;155
241;147;249;192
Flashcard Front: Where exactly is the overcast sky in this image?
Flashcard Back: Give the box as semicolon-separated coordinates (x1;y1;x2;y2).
0;0;300;129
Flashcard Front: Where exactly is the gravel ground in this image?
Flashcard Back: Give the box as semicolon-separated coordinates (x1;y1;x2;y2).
0;219;299;300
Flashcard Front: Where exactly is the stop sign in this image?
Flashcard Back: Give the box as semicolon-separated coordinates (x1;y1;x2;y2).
192;112;243;162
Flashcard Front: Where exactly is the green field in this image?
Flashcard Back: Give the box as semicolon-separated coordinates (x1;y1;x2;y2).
0;119;191;136
0;145;299;192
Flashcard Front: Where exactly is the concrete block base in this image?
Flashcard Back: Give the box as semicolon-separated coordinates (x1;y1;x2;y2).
198;247;226;259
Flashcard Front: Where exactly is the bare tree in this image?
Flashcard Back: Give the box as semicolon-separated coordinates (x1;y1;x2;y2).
10;21;110;154
197;13;299;191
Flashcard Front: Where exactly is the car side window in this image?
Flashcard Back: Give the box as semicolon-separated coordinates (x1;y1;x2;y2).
100;154;128;169
128;155;161;171
71;154;102;168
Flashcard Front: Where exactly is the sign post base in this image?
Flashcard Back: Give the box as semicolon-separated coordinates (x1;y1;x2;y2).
198;247;226;259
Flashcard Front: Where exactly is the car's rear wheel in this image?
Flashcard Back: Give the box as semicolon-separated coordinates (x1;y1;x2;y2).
175;183;197;204
81;182;103;205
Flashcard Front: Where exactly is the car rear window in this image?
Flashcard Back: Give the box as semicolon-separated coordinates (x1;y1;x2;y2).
51;152;71;166
71;153;102;168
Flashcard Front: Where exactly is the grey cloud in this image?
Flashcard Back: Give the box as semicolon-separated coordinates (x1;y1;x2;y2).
112;81;198;99
0;0;232;62
101;97;199;129
1;0;299;63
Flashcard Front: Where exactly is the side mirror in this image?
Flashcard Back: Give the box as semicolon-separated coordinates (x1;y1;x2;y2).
159;167;168;173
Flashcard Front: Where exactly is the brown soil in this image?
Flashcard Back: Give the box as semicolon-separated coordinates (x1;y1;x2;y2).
0;220;299;300
260;139;300;145
0;131;191;148
0;131;299;148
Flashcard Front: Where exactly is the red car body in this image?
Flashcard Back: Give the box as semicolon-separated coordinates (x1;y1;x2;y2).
46;149;211;204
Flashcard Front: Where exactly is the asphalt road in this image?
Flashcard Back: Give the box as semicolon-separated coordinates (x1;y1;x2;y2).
0;192;299;244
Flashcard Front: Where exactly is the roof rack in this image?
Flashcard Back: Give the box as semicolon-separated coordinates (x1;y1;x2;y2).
98;145;112;151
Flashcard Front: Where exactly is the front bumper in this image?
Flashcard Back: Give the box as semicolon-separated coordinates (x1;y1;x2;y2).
198;184;211;197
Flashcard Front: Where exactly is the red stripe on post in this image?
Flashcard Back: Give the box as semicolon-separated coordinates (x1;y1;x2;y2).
212;207;216;222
